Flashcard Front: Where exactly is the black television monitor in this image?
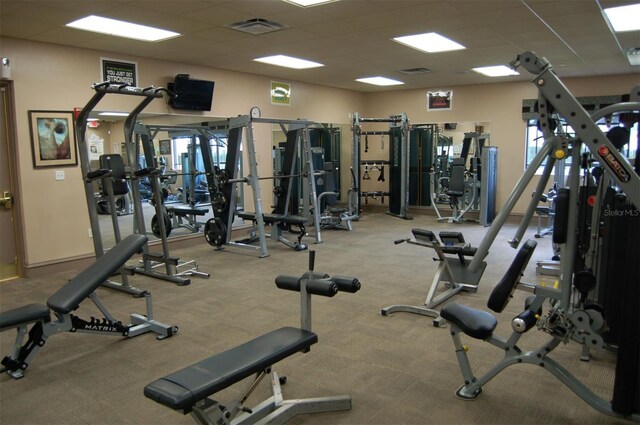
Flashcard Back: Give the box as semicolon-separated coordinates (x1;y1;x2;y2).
168;74;214;111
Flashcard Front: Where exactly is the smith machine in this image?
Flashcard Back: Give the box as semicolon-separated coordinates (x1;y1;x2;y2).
203;115;322;258
76;82;208;291
351;112;411;220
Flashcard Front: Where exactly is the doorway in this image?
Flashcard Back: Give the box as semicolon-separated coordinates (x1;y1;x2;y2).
0;80;23;281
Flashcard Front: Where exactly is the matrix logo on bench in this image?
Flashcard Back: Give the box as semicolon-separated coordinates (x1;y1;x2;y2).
71;316;129;335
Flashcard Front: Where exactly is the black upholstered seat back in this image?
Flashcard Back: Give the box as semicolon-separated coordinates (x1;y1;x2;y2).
47;234;147;314
487;239;537;313
99;154;129;196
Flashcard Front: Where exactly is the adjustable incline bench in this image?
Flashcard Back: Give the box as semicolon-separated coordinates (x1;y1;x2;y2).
236;212;309;252
382;229;486;326
0;234;177;379
145;251;361;425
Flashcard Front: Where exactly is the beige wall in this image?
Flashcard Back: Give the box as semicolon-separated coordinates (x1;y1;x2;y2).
2;36;637;268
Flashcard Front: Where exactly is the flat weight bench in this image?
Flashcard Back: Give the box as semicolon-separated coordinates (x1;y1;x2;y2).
151;205;209;237
382;229;487;326
145;251;361;425
237;212;309;252
0;234;177;379
167;204;208;234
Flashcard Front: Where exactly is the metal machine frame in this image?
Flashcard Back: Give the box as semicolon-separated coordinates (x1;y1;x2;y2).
352;112;411;219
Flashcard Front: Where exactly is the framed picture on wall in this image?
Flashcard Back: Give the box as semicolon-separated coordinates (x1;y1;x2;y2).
159;139;172;155
28;110;78;168
427;89;453;111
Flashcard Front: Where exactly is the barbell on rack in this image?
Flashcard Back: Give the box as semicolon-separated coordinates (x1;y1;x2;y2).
216;170;323;185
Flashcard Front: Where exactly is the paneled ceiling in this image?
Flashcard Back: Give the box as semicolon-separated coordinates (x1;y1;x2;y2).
1;0;639;92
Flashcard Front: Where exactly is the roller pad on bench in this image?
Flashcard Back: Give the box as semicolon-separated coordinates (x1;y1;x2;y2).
0;304;50;331
144;326;318;412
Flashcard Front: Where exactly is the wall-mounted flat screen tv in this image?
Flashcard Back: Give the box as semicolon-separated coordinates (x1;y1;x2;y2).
168;74;214;111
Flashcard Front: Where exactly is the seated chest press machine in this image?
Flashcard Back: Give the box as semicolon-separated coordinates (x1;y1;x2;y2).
144;251;361;424
382;229;486;326
0;234;177;379
437;51;639;420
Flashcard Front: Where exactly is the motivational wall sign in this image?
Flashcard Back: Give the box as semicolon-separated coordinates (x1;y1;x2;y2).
101;58;138;86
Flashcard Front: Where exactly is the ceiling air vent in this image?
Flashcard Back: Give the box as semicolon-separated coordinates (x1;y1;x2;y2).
224;18;289;35
398;67;432;75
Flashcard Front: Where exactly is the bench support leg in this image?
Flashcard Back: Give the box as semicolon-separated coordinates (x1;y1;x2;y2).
128;293;178;340
1;322;49;379
230;371;351;425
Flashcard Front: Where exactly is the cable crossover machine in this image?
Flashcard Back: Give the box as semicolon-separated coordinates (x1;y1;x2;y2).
351;112;411;220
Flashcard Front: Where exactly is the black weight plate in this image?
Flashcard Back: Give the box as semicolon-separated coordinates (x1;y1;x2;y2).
212;192;228;214
151;213;172;238
204;217;226;247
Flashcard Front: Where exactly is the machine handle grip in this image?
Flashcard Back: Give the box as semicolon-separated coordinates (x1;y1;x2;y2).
511;310;539;333
86;169;111;181
394;238;409;245
308;250;316;271
330;276;361;293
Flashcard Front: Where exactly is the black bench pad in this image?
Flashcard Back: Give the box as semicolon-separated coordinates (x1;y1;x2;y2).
47;234;147;314
166;205;208;216
238;212;308;226
144;326;317;412
0;303;50;331
440;303;497;340
412;229;476;256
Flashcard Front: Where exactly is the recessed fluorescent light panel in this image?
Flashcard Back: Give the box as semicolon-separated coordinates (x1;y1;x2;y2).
66;15;180;42
472;65;520;77
98;112;130;117
356;77;404;86
283;0;339;6
604;3;640;32
393;32;465;53
254;55;323;69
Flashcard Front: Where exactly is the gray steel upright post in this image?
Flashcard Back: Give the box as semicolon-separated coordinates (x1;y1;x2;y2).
244;118;269;258
469;140;553;273
400;113;410;219
300;124;322;243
